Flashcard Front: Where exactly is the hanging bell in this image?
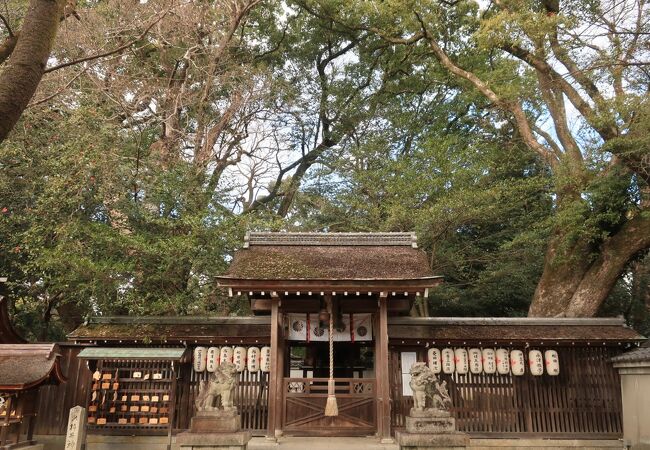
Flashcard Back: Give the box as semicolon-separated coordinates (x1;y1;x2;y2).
318;308;330;328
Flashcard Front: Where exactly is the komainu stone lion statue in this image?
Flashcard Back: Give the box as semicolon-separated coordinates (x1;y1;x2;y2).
409;362;452;412
195;362;238;412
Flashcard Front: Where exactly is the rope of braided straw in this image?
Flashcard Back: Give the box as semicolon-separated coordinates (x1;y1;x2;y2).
329;304;334;382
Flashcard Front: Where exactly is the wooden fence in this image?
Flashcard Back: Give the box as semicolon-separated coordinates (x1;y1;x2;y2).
34;344;624;438
174;363;269;433
390;346;623;437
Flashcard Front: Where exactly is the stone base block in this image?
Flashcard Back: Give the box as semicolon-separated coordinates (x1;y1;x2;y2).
176;430;252;450
409;408;451;418
396;430;469;450
189;412;241;433
405;415;456;434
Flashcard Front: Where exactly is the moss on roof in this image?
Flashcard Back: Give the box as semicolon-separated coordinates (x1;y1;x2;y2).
69;322;271;341
234;249;325;279
225;246;435;280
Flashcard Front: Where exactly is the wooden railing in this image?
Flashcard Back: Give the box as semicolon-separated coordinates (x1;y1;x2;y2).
284;378;375;396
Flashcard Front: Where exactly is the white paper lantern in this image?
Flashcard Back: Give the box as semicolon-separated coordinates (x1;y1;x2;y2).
441;348;455;374
220;346;234;365
193;347;207;372
469;348;483;374
454;348;469;374
496;348;510;375
529;350;544;376
247;347;260;372
206;347;220;372
545;350;560;376
260;346;271;372
233;347;246;372
510;350;525;376
482;348;496;374
427;348;441;374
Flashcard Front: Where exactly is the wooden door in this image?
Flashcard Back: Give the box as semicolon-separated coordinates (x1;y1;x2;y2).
282;378;376;436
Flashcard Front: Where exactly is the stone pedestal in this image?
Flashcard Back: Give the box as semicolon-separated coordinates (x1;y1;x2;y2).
176;410;252;450
396;409;469;450
189;410;241;433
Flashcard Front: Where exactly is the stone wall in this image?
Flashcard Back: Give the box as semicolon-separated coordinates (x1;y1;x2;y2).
614;353;650;450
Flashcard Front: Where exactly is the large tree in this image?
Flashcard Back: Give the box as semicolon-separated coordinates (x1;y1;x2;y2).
303;0;650;317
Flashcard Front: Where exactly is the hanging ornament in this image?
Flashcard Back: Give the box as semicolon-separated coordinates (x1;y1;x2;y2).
233;347;246;372
193;347;207;372
427;348;442;374
441;348;455;374
482;348;496;374
206;347;220;372
324;299;338;417
247;347;260;372
510;350;525;376
260;347;271;372
455;348;469;374
220;346;234;365
544;350;560;376
496;349;510;375
529;350;544;376
469;348;483;374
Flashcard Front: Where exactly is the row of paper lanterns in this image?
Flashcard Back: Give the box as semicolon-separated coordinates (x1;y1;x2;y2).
193;346;271;373
427;348;559;376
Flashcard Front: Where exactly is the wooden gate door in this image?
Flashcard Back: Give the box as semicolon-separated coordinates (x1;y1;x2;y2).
282;378;376;436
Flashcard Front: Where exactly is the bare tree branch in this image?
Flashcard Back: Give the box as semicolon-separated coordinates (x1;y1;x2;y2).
27;66;90;107
0;12;13;36
44;9;170;74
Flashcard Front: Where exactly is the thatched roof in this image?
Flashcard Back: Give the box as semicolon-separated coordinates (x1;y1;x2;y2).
221;232;436;281
69;316;271;344
0;344;66;391
388;317;645;344
68;316;643;346
225;245;436;280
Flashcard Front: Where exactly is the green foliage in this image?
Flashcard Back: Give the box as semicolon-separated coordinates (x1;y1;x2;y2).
0;104;260;339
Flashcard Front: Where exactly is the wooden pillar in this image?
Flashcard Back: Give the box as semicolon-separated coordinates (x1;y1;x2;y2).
267;292;284;439
376;292;391;441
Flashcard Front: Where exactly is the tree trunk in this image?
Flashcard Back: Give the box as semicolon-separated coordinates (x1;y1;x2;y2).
529;213;650;317
0;0;65;143
528;228;592;317
565;214;650;317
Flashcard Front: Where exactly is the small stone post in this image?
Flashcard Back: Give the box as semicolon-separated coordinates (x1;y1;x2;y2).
64;406;87;450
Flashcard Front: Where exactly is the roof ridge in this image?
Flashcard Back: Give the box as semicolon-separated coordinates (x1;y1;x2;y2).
244;231;418;248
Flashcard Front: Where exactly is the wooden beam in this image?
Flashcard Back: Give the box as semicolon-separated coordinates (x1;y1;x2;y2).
376;292;392;441
251;297;412;313
267;294;280;439
216;277;443;292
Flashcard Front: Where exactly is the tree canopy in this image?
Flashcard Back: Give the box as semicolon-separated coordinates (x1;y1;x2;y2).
0;0;648;340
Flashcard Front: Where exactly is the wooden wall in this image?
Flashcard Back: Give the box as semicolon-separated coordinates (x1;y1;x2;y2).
34;345;90;435
389;346;623;437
